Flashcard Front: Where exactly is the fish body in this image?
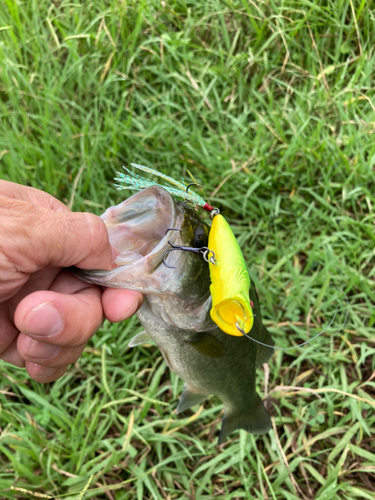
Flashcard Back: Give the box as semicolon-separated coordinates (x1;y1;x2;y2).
74;185;273;443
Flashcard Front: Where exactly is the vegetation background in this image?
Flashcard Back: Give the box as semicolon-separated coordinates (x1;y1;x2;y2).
0;0;374;498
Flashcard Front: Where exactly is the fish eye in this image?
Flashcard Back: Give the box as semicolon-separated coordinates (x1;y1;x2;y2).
193;229;208;248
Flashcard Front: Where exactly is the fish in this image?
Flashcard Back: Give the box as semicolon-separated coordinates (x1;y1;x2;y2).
73;185;274;444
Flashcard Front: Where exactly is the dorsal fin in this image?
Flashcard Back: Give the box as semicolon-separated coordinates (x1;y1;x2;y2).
256;326;274;367
249;279;274;366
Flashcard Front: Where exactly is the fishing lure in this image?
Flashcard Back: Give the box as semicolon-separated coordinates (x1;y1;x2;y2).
208;214;254;336
115;164;254;337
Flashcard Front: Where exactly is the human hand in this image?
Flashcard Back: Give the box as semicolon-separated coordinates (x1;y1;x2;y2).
0;180;143;382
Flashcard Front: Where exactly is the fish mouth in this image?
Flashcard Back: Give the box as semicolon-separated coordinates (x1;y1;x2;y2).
73;184;214;329
102;185;178;271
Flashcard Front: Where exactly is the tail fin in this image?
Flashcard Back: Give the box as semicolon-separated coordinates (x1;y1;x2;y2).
218;394;271;445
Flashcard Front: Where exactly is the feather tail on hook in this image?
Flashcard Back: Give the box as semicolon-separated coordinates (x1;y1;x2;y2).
114;163;208;209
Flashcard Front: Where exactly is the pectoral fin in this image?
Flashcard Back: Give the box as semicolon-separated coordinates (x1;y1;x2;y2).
128;331;154;347
184;333;223;358
176;385;208;413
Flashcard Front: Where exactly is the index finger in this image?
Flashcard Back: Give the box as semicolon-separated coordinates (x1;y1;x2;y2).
0;195;113;271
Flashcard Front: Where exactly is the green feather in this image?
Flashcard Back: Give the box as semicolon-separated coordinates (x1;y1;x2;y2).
114;164;207;208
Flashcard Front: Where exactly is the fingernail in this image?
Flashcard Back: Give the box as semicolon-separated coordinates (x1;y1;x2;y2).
25;339;61;359
24;302;64;337
33;364;57;378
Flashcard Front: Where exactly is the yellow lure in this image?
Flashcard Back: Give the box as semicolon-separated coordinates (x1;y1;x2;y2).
208;214;254;336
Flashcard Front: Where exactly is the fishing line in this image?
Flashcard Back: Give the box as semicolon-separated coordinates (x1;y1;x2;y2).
186;177;350;350
185;178;351;351
236;290;349;351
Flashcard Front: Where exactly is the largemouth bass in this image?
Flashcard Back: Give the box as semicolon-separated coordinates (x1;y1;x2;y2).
74;185;273;443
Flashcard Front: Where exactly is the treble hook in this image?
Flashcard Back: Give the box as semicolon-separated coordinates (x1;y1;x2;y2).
162;241;216;269
165;227;182;235
186;182;203;193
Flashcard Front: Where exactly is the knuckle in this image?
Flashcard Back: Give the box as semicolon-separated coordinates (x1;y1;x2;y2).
0;198;42;272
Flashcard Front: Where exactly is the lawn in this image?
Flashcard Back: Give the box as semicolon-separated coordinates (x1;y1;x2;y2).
0;0;374;498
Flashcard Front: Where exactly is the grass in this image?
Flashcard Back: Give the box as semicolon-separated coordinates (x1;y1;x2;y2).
0;0;375;498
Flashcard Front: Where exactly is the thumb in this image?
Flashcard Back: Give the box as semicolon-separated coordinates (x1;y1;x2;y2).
1;195;113;272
